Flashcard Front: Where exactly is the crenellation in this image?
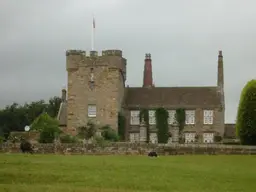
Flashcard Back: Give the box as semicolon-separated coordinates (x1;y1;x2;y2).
90;50;98;57
102;49;122;57
66;50;86;56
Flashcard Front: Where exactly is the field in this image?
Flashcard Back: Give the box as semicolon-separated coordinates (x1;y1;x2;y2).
0;154;256;192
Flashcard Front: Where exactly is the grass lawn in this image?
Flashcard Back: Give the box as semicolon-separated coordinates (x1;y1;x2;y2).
0;154;256;192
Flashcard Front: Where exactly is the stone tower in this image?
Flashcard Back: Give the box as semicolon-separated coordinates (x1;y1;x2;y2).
66;49;127;133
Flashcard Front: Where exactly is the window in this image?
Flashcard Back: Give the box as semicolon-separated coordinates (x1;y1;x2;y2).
150;133;158;144
130;110;140;125
149;110;156;125
129;133;139;143
203;133;214;143
88;105;96;117
204;110;213;124
184;133;196;143
168;110;176;124
185;110;195;124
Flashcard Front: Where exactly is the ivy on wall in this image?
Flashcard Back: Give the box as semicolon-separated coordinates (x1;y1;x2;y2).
155;107;169;143
118;112;126;141
139;109;150;143
175;108;186;136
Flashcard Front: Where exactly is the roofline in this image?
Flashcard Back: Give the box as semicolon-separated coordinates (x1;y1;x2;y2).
125;86;218;89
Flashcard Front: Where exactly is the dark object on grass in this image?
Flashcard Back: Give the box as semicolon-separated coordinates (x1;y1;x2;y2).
20;140;33;154
148;151;158;157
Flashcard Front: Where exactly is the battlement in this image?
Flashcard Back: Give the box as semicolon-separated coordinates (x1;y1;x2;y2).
102;50;122;57
66;49;123;57
66;50;86;56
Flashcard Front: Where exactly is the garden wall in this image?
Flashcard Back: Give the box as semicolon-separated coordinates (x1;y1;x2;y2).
1;142;256;155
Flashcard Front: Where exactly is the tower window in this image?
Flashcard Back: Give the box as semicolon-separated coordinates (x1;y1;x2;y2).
88;105;96;117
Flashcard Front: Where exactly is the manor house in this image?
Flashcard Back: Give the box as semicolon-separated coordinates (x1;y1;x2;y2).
57;49;235;143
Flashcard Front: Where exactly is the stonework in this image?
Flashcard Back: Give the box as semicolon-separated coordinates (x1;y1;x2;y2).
66;50;126;132
1;143;256;155
57;49;233;142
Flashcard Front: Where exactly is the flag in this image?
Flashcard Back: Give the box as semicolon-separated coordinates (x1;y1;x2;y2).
93;18;95;29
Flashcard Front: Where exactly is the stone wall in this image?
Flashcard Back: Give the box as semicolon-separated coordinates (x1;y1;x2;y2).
1;142;256;155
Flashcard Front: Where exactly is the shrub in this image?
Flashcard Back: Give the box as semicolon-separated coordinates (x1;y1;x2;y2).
77;121;97;140
0;136;4;144
118;112;126;141
236;79;256;145
101;125;119;142
60;134;78;143
175;108;186;136
93;135;108;147
214;135;222;143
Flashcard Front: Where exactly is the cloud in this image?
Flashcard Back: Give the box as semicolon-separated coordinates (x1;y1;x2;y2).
1;0;256;123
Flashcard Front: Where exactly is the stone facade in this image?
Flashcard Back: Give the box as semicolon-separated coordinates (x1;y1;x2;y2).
57;49;233;142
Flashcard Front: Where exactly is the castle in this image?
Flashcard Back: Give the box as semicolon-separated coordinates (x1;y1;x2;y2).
57;49;236;143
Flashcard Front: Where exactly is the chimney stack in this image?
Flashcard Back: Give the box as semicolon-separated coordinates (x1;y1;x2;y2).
217;50;224;88
143;53;153;88
61;88;67;101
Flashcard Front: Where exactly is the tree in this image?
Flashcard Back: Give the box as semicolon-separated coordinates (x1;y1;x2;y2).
31;112;61;143
156;108;169;143
236;79;256;145
175;108;186;138
47;97;62;118
0;96;62;137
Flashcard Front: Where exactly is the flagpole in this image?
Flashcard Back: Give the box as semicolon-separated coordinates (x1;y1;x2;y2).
91;16;95;51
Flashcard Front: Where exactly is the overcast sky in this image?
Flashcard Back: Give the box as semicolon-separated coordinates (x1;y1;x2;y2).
1;0;256;123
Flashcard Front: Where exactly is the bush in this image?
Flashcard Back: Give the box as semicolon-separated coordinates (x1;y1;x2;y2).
0;136;4;144
31;112;61;143
118;112;126;141
93;135;108;147
236;79;256;145
60;134;78;143
214;135;222;142
77;121;97;140
101;125;119;142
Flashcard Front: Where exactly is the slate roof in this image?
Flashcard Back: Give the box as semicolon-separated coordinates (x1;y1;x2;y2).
57;102;67;126
124;86;221;108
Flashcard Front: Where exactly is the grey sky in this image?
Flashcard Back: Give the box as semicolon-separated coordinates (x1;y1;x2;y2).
0;0;255;123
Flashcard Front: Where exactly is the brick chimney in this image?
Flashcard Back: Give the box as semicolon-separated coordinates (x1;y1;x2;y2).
143;53;153;88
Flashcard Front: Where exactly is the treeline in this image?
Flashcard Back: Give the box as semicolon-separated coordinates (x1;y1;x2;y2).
0;97;62;138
